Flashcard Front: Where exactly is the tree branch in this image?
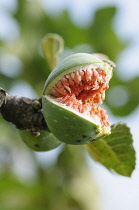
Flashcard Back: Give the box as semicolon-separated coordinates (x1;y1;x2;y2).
0;88;47;131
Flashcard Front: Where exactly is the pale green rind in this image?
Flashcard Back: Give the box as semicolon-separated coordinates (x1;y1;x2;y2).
43;53;103;94
20;129;62;152
42;96;110;145
86;122;136;177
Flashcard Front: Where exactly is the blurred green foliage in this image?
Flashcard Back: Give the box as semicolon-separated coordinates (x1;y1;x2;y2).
0;0;138;209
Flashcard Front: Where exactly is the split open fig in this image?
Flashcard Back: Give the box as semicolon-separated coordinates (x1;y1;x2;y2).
42;53;114;145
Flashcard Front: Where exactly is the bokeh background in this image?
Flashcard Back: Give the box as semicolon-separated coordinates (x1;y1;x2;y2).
0;0;139;210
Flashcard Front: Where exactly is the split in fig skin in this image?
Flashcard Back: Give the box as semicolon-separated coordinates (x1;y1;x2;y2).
50;66;110;127
42;53;114;145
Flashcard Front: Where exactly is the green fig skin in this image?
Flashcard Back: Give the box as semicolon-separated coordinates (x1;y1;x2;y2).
42;53;112;145
42;96;101;145
20;129;62;152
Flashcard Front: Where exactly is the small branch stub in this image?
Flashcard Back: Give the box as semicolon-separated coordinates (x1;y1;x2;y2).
0;88;6;108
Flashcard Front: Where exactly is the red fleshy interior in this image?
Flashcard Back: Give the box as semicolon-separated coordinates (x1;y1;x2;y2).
49;68;110;127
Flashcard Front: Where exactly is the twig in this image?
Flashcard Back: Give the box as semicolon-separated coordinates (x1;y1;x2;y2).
0;88;47;131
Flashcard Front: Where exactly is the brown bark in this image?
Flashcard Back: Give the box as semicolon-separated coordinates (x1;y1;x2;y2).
0;88;47;131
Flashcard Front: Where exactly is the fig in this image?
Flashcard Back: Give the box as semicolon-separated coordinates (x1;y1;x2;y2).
42;53;114;145
20;129;62;152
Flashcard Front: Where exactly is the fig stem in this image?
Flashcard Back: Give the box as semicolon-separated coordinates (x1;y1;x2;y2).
0;88;47;130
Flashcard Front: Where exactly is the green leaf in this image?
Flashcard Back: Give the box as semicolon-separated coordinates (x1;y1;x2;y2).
42;33;64;70
86;122;136;177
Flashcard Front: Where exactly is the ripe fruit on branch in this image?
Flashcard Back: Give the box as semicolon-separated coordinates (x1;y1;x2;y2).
42;53;114;145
